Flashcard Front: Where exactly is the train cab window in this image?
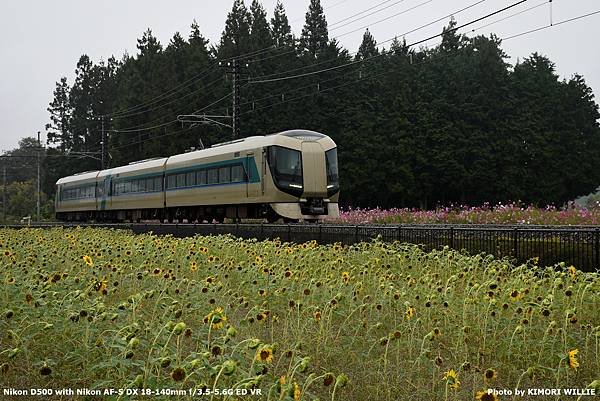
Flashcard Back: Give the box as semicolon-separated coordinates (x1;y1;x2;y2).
197;170;207;185
231;165;245;183
187;172;196;187
325;148;340;197
208;169;218;184
219;167;231;184
267;146;303;197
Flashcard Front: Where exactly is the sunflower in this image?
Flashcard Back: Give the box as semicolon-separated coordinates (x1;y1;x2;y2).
341;271;350;283
82;255;93;267
568;265;577;279
405;306;415;320
255;255;263;264
204;307;227;330
476;391;498;401
171;367;186;382
443;369;460;390
208;255;215;262
509;290;523;301
484;368;497;381
255;346;273;363
3;249;12;257
190;261;198;272
5;277;15;285
293;382;300;401
568;349;579;370
313;311;321;321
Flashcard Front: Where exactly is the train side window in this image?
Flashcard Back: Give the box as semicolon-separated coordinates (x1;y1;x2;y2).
186;172;196;187
155;177;163;191
219;167;231;184
167;175;176;189
124;181;132;193
146;178;154;192
138;179;146;192
208;169;218;184
97;184;103;197
177;174;186;188
231;165;244;183
131;180;138;193
197;170;207;185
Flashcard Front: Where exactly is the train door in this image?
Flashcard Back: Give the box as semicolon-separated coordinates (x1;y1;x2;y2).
246;151;261;198
99;176;112;212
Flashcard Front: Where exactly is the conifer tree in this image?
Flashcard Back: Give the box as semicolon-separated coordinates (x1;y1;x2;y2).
249;0;273;51
300;0;329;57
271;0;293;47
219;0;251;58
356;29;378;60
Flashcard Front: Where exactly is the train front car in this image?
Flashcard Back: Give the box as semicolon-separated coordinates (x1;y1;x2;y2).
266;130;340;221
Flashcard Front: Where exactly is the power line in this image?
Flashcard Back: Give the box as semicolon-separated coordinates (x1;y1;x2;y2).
249;0;529;85
110;126;196;151
504;8;600;40
329;0;406;29
104;63;220;118
247;0;490;82
110;76;225;120
241;6;598;118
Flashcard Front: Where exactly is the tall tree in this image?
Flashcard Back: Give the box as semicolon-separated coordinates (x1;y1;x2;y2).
271;0;294;48
249;0;273;51
300;0;329;57
218;0;251;59
356;29;378;60
46;77;72;151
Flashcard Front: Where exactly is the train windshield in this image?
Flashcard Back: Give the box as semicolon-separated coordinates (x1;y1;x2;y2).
326;148;339;196
268;146;303;196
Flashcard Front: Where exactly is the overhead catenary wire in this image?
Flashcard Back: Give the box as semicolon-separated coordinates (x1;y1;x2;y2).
240;6;599;118
110;76;225;120
249;0;530;84
250;0;490;80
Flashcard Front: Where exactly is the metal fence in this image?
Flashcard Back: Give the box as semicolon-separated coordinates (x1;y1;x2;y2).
4;223;600;272
127;223;600;272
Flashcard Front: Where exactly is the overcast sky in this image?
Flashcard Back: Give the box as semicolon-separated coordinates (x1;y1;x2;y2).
0;0;598;153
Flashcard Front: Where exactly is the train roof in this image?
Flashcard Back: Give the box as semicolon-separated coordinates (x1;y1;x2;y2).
56;170;100;185
97;157;168;178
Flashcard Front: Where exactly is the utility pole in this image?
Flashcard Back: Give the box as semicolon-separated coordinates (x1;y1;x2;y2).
101;116;108;169
222;59;248;140
36;131;41;222
2;159;6;223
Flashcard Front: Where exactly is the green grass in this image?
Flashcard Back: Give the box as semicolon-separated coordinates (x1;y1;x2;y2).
1;228;599;400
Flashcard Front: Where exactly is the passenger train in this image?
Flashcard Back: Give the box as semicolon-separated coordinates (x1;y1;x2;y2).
55;130;340;223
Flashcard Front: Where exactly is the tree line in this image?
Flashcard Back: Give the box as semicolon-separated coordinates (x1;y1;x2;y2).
15;0;600;212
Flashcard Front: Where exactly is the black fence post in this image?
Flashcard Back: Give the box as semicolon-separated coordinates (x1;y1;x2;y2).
590;228;600;270
354;225;359;244
450;227;454;249
287;224;291;243
513;228;518;261
318;224;322;243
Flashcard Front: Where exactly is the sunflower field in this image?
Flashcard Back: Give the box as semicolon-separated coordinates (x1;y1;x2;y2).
1;227;599;401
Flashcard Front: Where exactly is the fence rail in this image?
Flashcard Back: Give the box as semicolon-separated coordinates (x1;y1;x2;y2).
3;223;599;272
